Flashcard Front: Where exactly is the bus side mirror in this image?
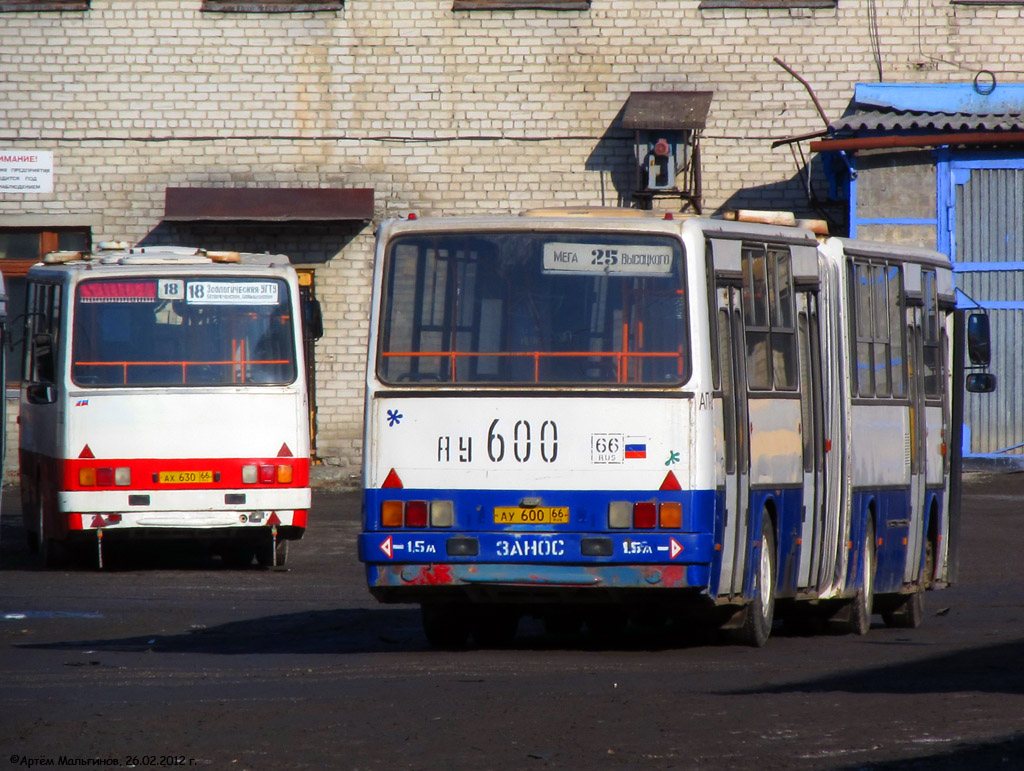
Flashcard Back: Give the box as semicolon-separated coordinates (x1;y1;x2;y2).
26;383;56;404
966;372;996;393
303;297;324;341
967;312;991;366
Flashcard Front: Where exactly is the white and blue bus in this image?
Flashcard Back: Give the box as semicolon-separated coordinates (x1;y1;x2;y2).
359;209;993;647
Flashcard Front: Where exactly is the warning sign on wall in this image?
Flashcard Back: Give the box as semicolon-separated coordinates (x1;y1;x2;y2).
0;150;54;193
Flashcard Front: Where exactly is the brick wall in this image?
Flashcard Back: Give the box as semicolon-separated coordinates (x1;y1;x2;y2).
1;0;1019;480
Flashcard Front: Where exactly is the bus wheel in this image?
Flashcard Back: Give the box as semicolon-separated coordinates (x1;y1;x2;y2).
256;537;288;568
882;537;932;629
23;489;39;554
734;517;776;648
35;494;67;568
842;519;876;636
421;603;471;649
471;605;519;648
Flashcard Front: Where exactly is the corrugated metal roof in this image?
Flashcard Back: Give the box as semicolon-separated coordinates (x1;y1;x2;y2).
833;109;1024;133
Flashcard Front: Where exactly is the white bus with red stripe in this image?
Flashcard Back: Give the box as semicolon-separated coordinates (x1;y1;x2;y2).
20;244;312;568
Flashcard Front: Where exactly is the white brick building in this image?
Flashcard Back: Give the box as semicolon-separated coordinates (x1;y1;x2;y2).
3;0;1023;481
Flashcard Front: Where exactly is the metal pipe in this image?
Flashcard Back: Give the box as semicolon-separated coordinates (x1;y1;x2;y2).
810;131;1024;152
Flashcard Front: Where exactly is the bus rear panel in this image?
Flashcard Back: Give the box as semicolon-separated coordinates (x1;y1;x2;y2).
20;246;312;568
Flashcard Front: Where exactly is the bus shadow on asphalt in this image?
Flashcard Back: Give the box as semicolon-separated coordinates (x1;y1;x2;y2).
728;636;1024;696
15;608;429;654
14;607;753;655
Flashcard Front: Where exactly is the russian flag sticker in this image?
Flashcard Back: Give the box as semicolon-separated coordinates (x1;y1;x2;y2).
624;443;647;459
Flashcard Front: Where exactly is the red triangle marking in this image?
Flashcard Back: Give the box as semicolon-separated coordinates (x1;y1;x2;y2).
79;445;95;459
267;512;281;527
660;471;681;491
277;443;293;457
380;535;394;559
382;468;403;489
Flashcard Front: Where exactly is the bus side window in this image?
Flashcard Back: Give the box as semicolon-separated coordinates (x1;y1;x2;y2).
24;282;61;403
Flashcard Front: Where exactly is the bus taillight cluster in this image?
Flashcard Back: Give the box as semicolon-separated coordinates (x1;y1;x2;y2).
608;500;682;529
242;464;294;484
381;499;454;528
79;466;131;487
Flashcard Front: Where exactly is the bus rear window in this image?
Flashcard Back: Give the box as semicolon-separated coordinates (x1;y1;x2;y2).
72;277;297;387
378;231;689;386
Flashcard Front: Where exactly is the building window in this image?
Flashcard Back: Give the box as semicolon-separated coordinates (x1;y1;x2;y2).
0;1;88;10
453;0;590;9
0;227;90;385
699;0;835;8
201;0;343;10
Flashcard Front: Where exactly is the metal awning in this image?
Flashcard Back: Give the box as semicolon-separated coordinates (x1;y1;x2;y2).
621;91;714;130
163;187;374;222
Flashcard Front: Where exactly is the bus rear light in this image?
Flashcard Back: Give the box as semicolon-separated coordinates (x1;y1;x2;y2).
405;500;428;528
381;500;404;527
430;500;454;528
634;502;657;529
79;468;96;486
114;467;131;486
242;465;258;484
258;465;275;484
660;501;682;528
276;464;293;484
608;501;632;528
96;467;114;486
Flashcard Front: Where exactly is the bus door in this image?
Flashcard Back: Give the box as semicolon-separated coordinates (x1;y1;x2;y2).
20;279;64;550
905;267;942;584
906;301;928;585
715;282;750;597
796;293;826;590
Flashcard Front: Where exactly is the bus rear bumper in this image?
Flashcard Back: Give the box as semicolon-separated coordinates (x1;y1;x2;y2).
365;561;712;604
64;509;307;540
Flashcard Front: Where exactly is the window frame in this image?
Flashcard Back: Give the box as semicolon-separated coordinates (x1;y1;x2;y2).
201;0;343;12
699;0;835;8
452;0;589;9
1;227;91;388
0;1;87;11
741;242;797;393
850;257;907;400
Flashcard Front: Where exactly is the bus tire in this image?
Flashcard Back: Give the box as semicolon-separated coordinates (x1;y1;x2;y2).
844;518;876;636
734;516;776;648
421;603;471;649
23;483;40;554
35;491;67;569
882;536;932;629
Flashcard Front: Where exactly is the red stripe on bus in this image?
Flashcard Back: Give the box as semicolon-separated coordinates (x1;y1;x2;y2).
61;457;311;491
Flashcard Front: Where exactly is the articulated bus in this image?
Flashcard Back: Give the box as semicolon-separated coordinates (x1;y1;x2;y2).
20;245;315;568
359;209;993;647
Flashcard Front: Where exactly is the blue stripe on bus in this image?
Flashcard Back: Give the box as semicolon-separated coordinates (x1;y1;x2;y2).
357;529;715;565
